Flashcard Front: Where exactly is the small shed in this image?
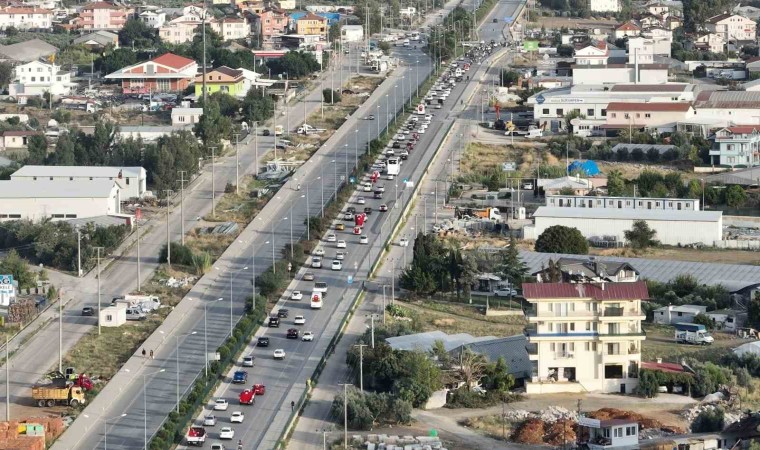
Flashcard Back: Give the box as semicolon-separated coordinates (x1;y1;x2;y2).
653;304;706;325
704;308;746;332
100;303;127;327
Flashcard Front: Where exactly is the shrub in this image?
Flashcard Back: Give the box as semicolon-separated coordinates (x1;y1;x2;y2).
691;407;724;432
224;182;236;193
535;225;589;254
158;242;195;266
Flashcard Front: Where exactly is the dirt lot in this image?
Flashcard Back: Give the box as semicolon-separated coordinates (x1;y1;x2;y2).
590;245;760;265
642;323;739;363
534;16;618;30
398;300;526;337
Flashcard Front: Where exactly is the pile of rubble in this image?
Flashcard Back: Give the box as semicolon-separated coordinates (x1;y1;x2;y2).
359;434;446;450
680;403;743;430
159;276;197;288
502;406;578;424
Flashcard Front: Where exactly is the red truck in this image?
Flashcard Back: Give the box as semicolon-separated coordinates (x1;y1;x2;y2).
239;384;266;404
354;213;366;227
186;426;206;446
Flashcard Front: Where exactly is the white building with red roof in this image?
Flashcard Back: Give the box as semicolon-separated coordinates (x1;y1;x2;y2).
613;21;641;40
104;53;198;94
706;13;757;43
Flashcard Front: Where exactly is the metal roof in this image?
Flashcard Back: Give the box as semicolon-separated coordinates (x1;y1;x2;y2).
704;167;760;186
610;143;675;154
450;335;532;378
653;304;705;313
12;165;144;179
520;250;760;288
533;206;722;222
386;331;497;352
522;281;649;300
0;179;116;198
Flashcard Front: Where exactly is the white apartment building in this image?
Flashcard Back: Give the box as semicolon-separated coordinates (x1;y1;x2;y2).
705;13;757;43
589;0;620;12
399;6;416;16
545;195;700;211
572;41;668;86
523;281;648;394
11;165;147;199
138;10;165;28
692;91;760;128
628;35;671;60
694;33;725;53
210;16;249;41
0;179;121;221
9;60;75;98
0;6;52;30
710;125;760;167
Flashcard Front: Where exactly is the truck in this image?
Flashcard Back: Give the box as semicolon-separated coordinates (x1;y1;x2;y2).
186;426;206;446
113;294;160;312
297;124;326;135
32;385;86;407
310;291;323;309
455;207;502;221
674;323;714;345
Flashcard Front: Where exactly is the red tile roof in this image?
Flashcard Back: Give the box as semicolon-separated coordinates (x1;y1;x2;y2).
616;21;640;31
3;130;41;136
301;12;326;21
152;53;196;70
725;126;760;134
606;102;692;112
641;361;689;374
522;281;649;300
82;1;120;9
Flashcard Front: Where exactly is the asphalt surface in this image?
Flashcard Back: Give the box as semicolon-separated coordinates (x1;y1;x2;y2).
51;24;435;450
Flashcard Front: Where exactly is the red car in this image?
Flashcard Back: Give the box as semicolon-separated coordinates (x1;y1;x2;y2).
253;384;266;395
239;389;256;405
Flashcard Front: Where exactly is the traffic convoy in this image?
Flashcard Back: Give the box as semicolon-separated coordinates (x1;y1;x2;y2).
185;54;475;449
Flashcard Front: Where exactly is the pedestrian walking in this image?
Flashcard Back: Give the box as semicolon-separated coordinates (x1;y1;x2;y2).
290;400;295;411
141;348;146;358
150;350;154;359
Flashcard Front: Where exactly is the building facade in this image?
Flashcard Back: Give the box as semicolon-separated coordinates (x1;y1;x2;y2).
138;10;165;28
341;24;363;42
1;130;41;149
653;304;706;325
295;12;327;37
194;66;245;97
710;126;760;167
523;282;647;394
77;2;128;30
693;33;725;53
10;165;146;199
605;102;693;132
210;16;249;41
8;60;75;98
0;6;52;30
589;0;620;12
0;179;120;221
104;52;198;94
255;8;289;46
706;13;756;42
158;20;201;44
545;195;700;211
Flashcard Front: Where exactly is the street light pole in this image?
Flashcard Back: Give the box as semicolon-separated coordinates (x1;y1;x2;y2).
210;146;217;218
76;228;82;277
354;344;367;391
254;122;260;176
289;206;294;258
234;133;240;194
58;291;62;373
354;128;359;169
339;383;353;449
175;332;197;412
94;247;103;335
178;171;187;245
144;369;165;450
163;190;172;267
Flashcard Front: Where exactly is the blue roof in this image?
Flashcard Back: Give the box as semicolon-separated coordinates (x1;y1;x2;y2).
567;160;600;176
317;12;340;25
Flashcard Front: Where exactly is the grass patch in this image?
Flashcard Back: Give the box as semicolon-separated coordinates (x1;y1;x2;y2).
641;323;736;363
396;299;526;337
203;176;269;224
462;414;513;442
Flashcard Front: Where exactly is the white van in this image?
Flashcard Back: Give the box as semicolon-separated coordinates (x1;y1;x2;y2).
310;291;323;309
125;306;147;321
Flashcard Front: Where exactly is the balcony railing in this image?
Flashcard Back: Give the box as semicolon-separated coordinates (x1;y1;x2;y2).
555;352;574;359
599;330;646;337
604;347;640;356
526;309;598;318
602;307;642;317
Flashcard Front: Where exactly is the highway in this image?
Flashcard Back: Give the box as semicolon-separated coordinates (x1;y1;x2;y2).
49;9;456;450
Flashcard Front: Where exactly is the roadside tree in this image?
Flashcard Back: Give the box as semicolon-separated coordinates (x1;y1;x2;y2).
535;225;588;255
624;220;658;250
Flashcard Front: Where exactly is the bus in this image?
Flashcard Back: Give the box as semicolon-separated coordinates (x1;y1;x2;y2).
386;157;401;176
310;292;323;309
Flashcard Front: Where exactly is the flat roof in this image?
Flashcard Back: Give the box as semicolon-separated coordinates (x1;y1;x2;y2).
12;165;144;178
0;179;116;198
533;206;722;222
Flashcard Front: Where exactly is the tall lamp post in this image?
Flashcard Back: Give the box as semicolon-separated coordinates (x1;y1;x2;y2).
203;298;224;377
142;368;165;449
167;331;197;413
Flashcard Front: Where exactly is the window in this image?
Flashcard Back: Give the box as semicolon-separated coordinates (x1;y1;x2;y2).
550;343;555;351
65;214;77;218
614;427;623;438
585;342;590;351
9;214;21;219
31;76;36;82
587;108;594;116
52;214;65;218
570;323;575;331
677;312;683;316
556;108;564;117
106;314;113;321
624;113;630;119
626;426;636;436
645;113;651;118
604;364;624;379
542;108;549;115
69;177;73;180
635;113;640;118
610;112;616;118
586;322;591;331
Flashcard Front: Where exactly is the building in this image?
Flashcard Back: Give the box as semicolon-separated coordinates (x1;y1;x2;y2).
295;12;327;37
76;2;128;30
538;176;595;195
100;303;127;327
710;126;760;167
571;41;668;86
652;304;706;325
589;0;620;12
523;281;648;394
0;179;120;221
158;20;200;45
104;52;198;95
605;102;693;133
0;39;57;64
524;207;723;246
545;194;699;211
578;417;639;450
8;60;75;98
194;66;245;97
254;8;289;46
138;10;166;28
704;308;746;332
449;335;532;384
72;30;119;49
116;125;177;142
613;21;641;39
0;6;52;30
211;16;249;41
692;33;725;53
1;130;41;149
10;165;147;199
341;24;363;43
628;34;671;58
171;107;203;126
237;67;276;92
705;13;756;43
692;91;760;132
532;257;640;283
399;6;416;17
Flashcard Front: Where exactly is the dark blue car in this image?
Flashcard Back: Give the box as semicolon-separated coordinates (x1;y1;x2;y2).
232;370;248;384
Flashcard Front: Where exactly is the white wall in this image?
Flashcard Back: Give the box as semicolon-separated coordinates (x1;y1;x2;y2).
532;216;722;246
0;188;120;221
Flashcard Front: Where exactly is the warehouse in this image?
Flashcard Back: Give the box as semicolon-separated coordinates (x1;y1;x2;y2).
524;207;723;246
11;165;147;200
0;180;121;222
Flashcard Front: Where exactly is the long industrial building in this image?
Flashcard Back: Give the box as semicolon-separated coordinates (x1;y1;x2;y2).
0;179;121;221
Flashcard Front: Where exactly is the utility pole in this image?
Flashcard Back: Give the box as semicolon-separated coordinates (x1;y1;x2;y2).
76;227;82;277
5;334;8;421
58;290;62;373
136;209;141;291
254;122;260;176
201;0;208;104
94;247;104;335
177;171;187;245
210;146;217;218
369;315;375;348
234;133;240;194
354;344;367;391
339;383;353;449
163;190;172;267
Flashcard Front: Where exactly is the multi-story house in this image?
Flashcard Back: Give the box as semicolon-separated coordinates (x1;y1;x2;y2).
76;1;128;30
605;102;693;133
705;13;756;43
295;12;326;37
613;21;641;40
523;281;648;394
138;10;165;28
0;6;52;30
210;16;249;41
589;0;620;12
104;52;198;94
693;32;725;53
159;19;201;45
254;8;288;46
8;60;75;98
710;126;760;167
194;66;245;97
532;258;640;284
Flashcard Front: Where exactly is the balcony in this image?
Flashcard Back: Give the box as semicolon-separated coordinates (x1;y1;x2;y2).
598;330;646;339
604;345;641;356
526;309;597;320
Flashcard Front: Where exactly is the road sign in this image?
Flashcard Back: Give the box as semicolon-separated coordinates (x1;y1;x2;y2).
350;177;356;183
523;41;539;51
0;275;13;294
347;275;353;284
403;178;408;183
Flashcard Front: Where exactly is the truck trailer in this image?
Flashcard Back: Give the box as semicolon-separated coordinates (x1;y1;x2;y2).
32;385;86;407
674;322;714;345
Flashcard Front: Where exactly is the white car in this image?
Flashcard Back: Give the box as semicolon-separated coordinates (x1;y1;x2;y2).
326;234;337;242
313;248;325;256
377;185;385;192
337;240;347;248
360;236;369;244
273;349;286;359
294;315;306;325
336;251;346;260
311;257;322;268
302;331;314;341
230;411;245;423
357;197;366;205
291;290;303;300
219;427;235;439
241;355;255;367
399;238;409;247
417;128;426;134
213;399;228;411
331;260;343;271
362;182;372;192
211;444;225;450
344;212;355;220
